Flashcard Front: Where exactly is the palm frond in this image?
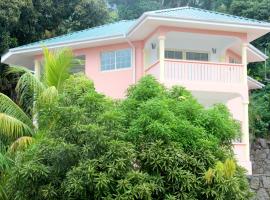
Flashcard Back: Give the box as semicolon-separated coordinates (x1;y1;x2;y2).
0;151;13;172
0;113;33;139
8;136;34;153
16;72;45;114
0;93;33;128
43;47;76;90
4;65;31;75
38;86;58;105
0;184;8;200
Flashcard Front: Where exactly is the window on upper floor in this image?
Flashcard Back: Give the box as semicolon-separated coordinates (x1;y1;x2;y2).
70;55;86;74
186;52;209;61
165;50;183;59
101;48;131;71
164;49;209;61
229;57;240;64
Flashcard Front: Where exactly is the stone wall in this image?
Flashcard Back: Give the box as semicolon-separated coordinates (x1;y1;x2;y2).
249;138;270;200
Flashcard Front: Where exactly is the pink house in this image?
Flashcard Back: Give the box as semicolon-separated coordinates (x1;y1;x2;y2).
2;7;270;174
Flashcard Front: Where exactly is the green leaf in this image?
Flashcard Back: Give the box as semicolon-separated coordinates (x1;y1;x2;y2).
0;113;33;139
0;93;33;128
43;47;77;90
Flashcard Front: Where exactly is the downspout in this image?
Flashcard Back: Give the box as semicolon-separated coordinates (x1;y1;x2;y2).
125;34;136;84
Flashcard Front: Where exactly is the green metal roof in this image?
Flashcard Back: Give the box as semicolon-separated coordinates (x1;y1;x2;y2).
11;7;270;51
13;20;136;50
149;7;270;26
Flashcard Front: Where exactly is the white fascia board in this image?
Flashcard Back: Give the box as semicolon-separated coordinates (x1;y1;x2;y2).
1;51;12;63
1;35;125;63
248;76;265;89
248;44;268;60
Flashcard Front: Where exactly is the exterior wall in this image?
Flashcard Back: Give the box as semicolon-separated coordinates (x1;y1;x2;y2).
227;97;244;122
74;42;144;99
226;49;242;64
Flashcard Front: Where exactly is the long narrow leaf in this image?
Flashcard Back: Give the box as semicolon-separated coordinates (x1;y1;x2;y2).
8;136;34;153
43;47;76;89
16;72;45;114
0;93;33;128
0;113;33;139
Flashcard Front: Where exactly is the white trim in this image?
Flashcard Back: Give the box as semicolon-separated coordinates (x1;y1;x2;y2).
247;44;268;60
1;35;126;63
248;76;265;89
125;34;136;84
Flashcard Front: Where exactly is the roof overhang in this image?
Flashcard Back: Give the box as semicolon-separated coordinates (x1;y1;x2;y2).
248;76;265;90
127;13;270;42
247;44;268;62
1;35;126;67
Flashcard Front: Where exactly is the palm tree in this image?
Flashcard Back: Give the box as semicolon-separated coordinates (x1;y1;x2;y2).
0;47;78;152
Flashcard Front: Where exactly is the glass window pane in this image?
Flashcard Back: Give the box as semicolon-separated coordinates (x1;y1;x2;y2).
116;49;131;69
165;50;182;59
186;52;208;61
101;51;115;71
70;55;86;74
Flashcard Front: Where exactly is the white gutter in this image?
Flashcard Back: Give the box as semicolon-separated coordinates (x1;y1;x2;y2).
1;35;126;63
248;76;265;89
248;44;268;60
125;34;136;84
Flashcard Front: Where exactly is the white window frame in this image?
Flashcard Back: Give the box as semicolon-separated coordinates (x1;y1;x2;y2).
165;49;183;59
100;48;132;71
164;49;209;61
185;51;209;61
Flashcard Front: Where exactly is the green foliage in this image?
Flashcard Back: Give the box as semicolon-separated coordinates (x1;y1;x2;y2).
249;84;270;138
2;75;252;199
0;0;111;57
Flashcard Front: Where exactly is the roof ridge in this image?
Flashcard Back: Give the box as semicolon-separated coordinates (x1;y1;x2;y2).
150;6;270;24
147;6;189;14
14;20;136;49
190;7;270;24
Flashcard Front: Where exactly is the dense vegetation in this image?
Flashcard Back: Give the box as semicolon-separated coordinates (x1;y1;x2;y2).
1;0;270;138
1;74;252;199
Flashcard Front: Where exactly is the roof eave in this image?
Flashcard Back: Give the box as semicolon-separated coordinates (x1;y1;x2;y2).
248;44;268;60
1;34;126;64
127;14;270;39
248;76;265;89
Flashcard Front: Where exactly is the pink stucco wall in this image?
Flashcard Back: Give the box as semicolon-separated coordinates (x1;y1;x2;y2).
226;49;241;64
73;41;144;99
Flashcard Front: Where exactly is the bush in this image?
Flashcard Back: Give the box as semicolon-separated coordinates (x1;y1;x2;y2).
3;75;252;199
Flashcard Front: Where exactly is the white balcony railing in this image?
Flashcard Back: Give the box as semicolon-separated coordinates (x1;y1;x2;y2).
146;59;244;84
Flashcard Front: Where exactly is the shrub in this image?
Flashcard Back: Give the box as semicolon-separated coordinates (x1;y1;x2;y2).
3;75;252;199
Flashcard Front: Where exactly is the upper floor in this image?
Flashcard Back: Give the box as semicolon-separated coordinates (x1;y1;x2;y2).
1;7;270;99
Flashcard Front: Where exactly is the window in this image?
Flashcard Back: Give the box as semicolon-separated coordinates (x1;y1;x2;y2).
229;57;239;64
165;50;183;59
101;48;131;71
70;55;86;73
186;52;209;61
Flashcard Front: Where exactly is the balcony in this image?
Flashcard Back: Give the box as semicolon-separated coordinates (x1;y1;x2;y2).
145;59;246;95
146;59;244;84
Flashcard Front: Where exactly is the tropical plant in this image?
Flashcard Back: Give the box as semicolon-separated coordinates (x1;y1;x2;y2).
2;75;252;199
0;47;79;143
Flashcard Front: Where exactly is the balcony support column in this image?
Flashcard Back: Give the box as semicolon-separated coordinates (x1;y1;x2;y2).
158;35;166;82
34;59;41;80
241;43;248;84
241;42;252;174
241;101;250;160
33;59;41;129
